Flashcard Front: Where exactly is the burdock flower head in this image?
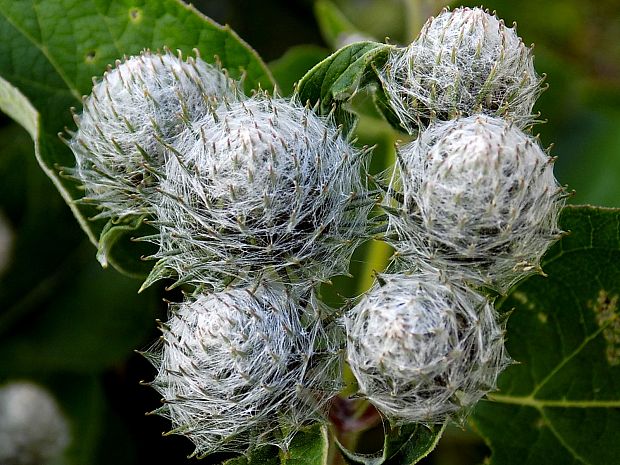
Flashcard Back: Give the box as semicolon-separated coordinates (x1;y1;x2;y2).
381;7;543;132
387;114;565;292
66;50;240;220
146;94;371;291
345;272;509;423
143;285;342;456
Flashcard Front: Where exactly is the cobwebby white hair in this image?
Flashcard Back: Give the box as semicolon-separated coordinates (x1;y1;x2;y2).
381;7;543;132
345;272;509;424
67;50;240;220
387;114;565;293
142;286;342;456
145;94;371;291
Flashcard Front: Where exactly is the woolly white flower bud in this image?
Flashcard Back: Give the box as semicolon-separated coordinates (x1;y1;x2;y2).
67;50;240;220
146;95;370;290
0;381;70;465
381;7;543;132
143;286;342;456
388;115;565;292
345;273;509;423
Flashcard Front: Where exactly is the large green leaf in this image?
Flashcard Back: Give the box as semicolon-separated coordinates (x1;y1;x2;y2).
471;205;620;465
339;422;446;465
281;424;329;465
224;447;280;465
0;0;274;277
0;123;79;313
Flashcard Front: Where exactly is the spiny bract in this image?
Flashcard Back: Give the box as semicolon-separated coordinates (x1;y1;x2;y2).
143;286;342;456
345;272;509;423
0;381;70;465
381;7;543;132
146;95;371;291
67;50;240;220
387;114;565;293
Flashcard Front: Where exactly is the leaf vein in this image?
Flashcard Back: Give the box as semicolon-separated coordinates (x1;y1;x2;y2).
487;394;620;408
530;323;605;397
27;0;81;100
540;409;590;464
91;1;124;58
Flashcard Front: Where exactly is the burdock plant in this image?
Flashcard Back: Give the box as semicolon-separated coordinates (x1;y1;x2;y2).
345;272;509;423
0;2;612;465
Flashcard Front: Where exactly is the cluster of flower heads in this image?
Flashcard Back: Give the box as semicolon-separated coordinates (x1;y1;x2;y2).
67;50;369;455
66;5;567;457
68;50;370;291
344;7;565;425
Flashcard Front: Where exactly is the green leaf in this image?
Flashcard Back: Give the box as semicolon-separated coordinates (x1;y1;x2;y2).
0;75;37;138
280;424;329;465
0;123;84;327
224;446;280;465
0;0;274;277
269;45;330;97
0;121;157;374
223;424;329;465
295;41;392;130
314;0;373;50
471;205;620;465
339;422;446;465
96;216;157;279
223;447;279;465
